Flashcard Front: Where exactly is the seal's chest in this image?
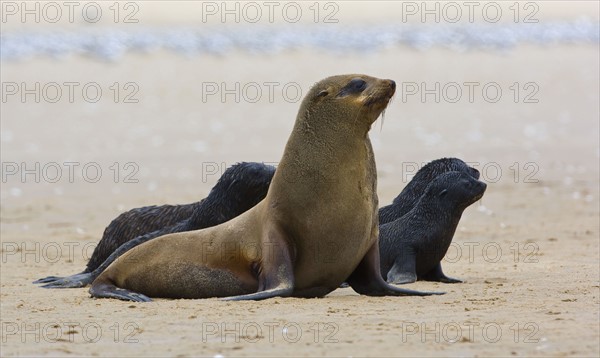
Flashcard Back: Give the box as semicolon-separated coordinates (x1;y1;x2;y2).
292;216;373;286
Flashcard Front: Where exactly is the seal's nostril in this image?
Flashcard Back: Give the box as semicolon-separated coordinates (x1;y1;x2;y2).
389;80;396;90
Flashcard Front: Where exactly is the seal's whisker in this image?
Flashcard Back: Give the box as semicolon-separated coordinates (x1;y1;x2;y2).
380;109;386;132
353;96;368;125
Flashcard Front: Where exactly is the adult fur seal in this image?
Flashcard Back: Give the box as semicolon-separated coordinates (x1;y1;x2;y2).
37;158;479;289
89;74;442;301
379;171;487;284
34;162;275;288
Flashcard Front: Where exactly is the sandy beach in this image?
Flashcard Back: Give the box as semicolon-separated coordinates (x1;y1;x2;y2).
1;1;599;357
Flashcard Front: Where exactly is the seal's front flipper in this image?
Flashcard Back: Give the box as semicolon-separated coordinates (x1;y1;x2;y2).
347;242;444;297
386;253;417;284
89;280;152;302
222;287;293;301
421;263;462;283
39;273;94;288
222;228;295;301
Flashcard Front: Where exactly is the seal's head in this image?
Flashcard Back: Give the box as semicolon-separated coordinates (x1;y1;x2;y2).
424;171;487;210
410;158;481;189
300;75;396;131
419;158;480;181
392;158;480;206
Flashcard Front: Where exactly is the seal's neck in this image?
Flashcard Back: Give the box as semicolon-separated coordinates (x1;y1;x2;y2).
287;113;366;166
269;110;373;199
414;200;465;236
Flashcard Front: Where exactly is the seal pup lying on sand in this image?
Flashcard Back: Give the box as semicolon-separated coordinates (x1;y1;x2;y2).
34;163;274;288
89;74;443;301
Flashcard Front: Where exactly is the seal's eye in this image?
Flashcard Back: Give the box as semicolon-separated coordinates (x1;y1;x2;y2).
337;78;368;97
463;179;474;188
348;78;367;92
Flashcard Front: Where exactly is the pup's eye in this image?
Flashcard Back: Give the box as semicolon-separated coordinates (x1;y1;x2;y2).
348;78;367;92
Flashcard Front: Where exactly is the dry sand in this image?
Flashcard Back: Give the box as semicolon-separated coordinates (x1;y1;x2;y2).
1;2;599;357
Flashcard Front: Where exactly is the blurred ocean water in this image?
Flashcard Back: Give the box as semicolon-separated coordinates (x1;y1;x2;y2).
1;20;599;61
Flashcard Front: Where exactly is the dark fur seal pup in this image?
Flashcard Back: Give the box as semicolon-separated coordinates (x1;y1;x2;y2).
34;162;275;288
379;171;487;284
339;157;480;288
378;158;480;225
89;74;443;301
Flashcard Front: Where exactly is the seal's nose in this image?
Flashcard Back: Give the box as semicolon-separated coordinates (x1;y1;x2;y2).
477;180;487;194
389;80;396;90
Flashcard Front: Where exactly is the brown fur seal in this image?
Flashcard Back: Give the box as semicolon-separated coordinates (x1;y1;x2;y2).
34;162;275;288
89;74;442;301
379;171;487;284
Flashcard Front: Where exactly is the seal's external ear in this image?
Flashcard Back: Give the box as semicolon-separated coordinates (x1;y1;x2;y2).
439;189;448;197
316;89;329;98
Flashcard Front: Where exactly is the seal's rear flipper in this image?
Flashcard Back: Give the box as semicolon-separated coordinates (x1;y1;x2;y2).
33;275;64;284
89;281;152;302
347;242;444;296
39;273;93;289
